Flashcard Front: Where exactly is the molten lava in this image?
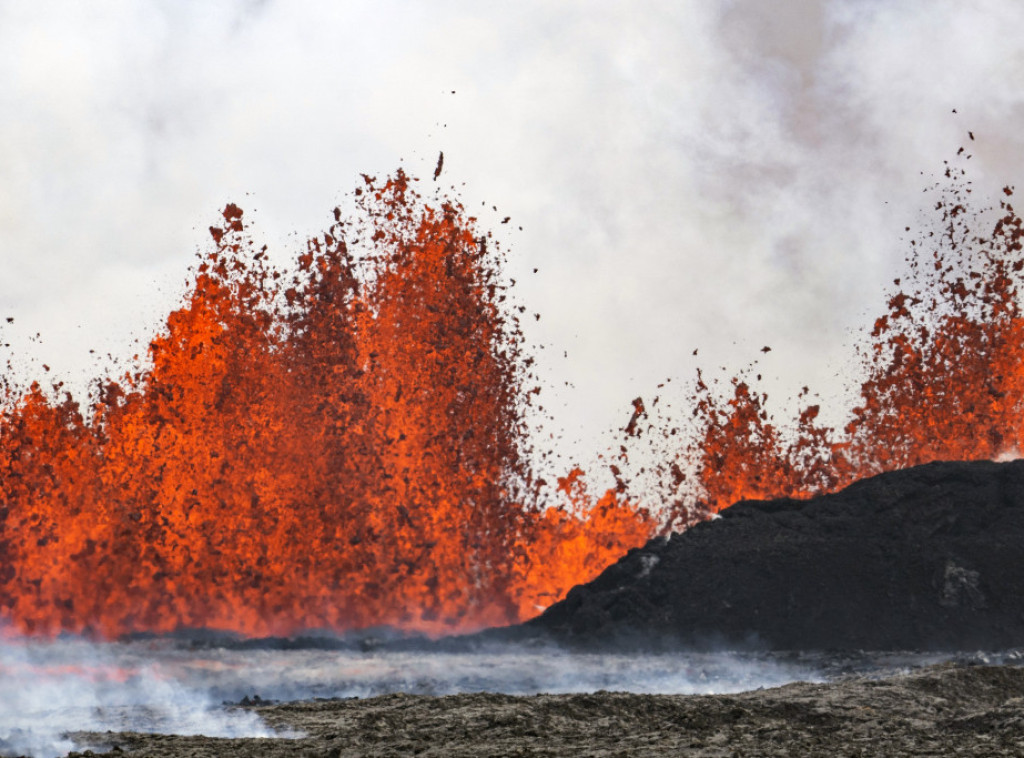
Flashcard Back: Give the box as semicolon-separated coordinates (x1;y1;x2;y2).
658;171;1024;523
0;172;652;638
3;160;1022;640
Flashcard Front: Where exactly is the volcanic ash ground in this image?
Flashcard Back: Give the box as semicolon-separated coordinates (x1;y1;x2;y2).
62;661;1024;757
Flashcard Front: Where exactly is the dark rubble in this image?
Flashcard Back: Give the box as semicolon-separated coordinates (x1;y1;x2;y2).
515;459;1024;651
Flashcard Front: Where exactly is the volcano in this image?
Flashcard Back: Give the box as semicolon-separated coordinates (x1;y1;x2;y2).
1;159;1022;644
514;459;1024;651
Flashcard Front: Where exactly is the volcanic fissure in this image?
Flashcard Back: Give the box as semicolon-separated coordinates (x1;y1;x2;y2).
1;160;1022;640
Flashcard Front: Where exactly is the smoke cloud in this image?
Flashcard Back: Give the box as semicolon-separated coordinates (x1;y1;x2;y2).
2;1;1024;472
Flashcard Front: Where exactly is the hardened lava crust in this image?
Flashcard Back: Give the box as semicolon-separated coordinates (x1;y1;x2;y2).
516;459;1024;651
68;662;1024;757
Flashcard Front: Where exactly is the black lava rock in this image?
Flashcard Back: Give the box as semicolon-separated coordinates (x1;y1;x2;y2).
518;460;1024;651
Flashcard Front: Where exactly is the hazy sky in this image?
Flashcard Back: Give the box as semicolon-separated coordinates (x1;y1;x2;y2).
3;1;1024;473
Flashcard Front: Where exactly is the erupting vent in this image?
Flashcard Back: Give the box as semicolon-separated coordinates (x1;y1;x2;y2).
0;173;652;638
1;165;1022;639
659;175;1024;523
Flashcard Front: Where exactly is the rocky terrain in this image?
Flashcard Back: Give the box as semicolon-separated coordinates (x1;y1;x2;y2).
515;459;1024;650
63;661;1024;757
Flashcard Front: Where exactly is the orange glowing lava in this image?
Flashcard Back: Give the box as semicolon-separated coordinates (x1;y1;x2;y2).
3;162;1021;640
0;172;652;638
654;171;1024;524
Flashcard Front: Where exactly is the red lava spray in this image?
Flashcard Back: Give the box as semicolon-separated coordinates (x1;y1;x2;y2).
2;159;1022;640
0;172;652;639
645;167;1024;525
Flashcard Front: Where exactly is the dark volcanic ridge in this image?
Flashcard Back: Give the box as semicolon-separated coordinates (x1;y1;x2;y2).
494;459;1024;651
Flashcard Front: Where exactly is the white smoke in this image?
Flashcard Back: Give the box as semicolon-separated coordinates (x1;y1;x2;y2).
184;645;819;700
0;636;823;756
4;635;1007;756
995;447;1022;463
2;1;1024;475
0;638;278;758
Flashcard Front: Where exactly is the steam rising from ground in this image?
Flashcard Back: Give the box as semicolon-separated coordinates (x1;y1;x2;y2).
0;639;277;758
0;638;822;757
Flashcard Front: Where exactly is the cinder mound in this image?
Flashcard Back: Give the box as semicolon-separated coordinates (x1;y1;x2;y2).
519;460;1024;650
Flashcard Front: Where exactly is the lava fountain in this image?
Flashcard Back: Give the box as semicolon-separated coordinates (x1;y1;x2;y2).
0;171;652;640
644;165;1024;526
2;157;1022;642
